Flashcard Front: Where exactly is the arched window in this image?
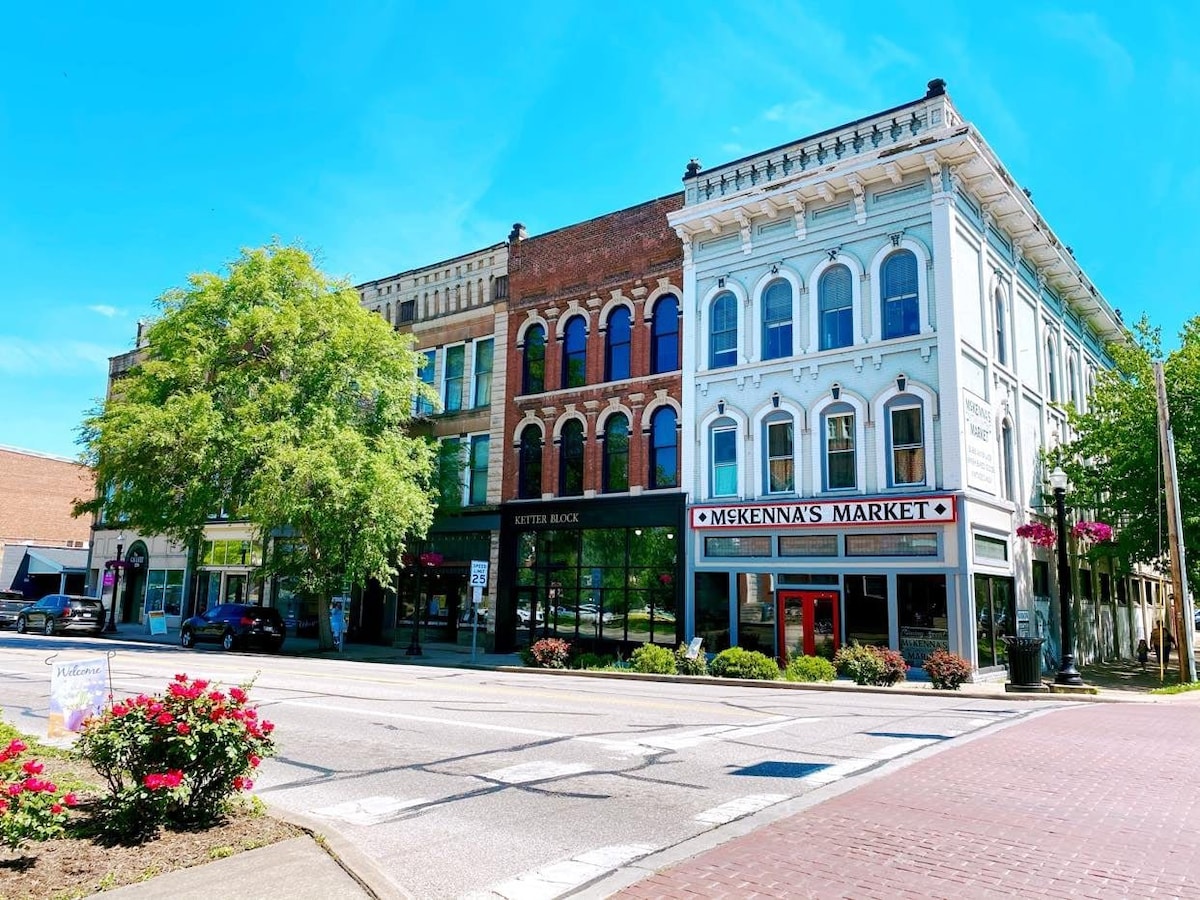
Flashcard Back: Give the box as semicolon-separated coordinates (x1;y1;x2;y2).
823;404;856;490
881;250;919;340
522;324;545;395
517;426;542;499
650;294;680;374
562;316;588;388
649;407;678;489
1067;356;1078;408
605;307;631;382
819;265;854;350
994;290;1008;366
710;417;739;497
764;413;794;494
1045;338;1058;402
886;397;925;486
559;419;585;496
761;279;792;360
602;414;630;493
1000;421;1015;501
709;291;737;369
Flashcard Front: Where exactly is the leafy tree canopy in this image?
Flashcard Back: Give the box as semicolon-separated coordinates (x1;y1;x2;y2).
76;243;438;640
1061;314;1200;586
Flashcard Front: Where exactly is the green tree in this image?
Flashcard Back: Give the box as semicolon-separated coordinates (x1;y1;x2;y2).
1061;315;1200;586
76;243;438;649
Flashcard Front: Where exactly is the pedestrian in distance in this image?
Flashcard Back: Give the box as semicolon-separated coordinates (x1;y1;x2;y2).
1137;638;1149;673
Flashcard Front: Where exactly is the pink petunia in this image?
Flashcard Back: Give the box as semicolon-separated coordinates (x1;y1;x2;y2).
21;760;43;775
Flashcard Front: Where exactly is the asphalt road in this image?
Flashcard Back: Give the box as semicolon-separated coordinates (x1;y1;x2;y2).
0;632;1066;898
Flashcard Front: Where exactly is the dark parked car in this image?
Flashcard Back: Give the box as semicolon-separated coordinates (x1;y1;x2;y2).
0;590;34;629
14;594;104;636
181;604;285;653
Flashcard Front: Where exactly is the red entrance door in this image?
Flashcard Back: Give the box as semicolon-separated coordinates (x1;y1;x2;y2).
776;590;840;662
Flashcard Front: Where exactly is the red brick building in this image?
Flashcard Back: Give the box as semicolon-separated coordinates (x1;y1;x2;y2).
495;195;687;653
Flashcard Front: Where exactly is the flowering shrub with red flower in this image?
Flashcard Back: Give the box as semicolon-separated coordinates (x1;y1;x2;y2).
1072;520;1113;544
525;637;573;669
75;674;275;835
0;737;78;848
1016;522;1057;548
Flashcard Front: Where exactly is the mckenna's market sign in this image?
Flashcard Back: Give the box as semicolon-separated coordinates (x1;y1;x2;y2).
690;495;957;529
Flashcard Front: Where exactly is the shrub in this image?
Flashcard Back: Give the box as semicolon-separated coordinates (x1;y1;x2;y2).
574;652;616;670
834;643;885;685
923;649;973;690
709;647;780;680
75;674;275;836
784;654;837;683
526;638;572;669
629;644;677;675
834;643;909;686
0;734;78;848
674;644;708;676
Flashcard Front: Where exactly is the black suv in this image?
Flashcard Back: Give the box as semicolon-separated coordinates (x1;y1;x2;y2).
15;594;105;636
180;604;285;653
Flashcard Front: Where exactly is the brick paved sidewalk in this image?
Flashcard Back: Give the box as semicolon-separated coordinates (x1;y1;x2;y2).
618;701;1200;899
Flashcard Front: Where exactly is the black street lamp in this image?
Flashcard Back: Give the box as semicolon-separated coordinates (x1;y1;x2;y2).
1049;467;1084;686
105;531;125;634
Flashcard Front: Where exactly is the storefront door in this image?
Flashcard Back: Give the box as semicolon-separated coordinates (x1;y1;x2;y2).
777;590;840;661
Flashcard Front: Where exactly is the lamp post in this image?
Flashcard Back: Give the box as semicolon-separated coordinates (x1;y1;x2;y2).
1049;467;1083;686
105;531;126;633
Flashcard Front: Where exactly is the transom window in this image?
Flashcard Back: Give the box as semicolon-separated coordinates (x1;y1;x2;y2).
709;291;737;369
765;415;795;494
605;307;631;381
711;419;738;497
881;250;919;340
761;280;792;361
562;316;588;388
819;265;854;350
522;325;545;395
824;408;856;490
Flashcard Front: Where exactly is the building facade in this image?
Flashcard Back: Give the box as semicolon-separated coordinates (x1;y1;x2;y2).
669;79;1150;675
494;197;687;654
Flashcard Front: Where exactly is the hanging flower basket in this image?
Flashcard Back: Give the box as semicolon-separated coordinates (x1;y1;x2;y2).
1016;522;1057;548
1072;521;1113;544
419;551;444;567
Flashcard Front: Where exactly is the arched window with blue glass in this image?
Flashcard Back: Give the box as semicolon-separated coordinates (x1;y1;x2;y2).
521;324;545;395
885;396;925;486
763;412;795;494
881;250;919;340
650;294;680;374
818;264;854;350
561;316;588;388
710;418;739;497
822;404;857;490
517;425;543;499
761;279;792;361
558;419;585;496
602;413;630;493
709;291;737;369
605;306;631;382
648;407;678;489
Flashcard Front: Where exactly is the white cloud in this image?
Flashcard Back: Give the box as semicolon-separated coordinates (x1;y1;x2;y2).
1039;11;1134;89
88;304;119;318
0;337;111;375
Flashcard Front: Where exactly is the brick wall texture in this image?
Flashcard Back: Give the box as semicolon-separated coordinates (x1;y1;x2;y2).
502;194;685;501
0;448;94;545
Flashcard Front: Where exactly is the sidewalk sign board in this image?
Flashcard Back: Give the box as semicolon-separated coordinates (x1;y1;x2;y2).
147;609;168;635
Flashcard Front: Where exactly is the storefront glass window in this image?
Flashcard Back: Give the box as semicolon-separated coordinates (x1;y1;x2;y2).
845;574;888;646
694;571;732;653
975;574;1015;668
778;534;839;557
845;533;937;556
897;574;947;667
144;570;184;616
737;573;776;656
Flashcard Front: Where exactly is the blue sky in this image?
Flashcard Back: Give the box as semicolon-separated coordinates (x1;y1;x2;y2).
2;1;1196;459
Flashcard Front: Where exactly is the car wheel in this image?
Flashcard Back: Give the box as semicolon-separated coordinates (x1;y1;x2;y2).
181;628;194;649
15;617;26;634
221;630;236;652
43;618;56;636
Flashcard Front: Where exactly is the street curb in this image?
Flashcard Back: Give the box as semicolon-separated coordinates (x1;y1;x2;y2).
493;664;1145;703
568;703;1071;899
268;807;412;900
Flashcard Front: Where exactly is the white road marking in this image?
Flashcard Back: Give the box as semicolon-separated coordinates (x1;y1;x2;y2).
694;793;790;825
802;758;875;786
466;843;657;900
480;761;593;784
866;738;935;760
311;795;428;826
285;701;569;739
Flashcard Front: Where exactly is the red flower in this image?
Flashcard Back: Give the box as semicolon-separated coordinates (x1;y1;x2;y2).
155;712;174;726
51;803;64;814
112;704;129;717
210;708;226;722
232;776;254;791
174;673;189;683
247;754;261;768
229;687;247;704
63;792;78;807
208;690;226;703
7;783;22;796
192;679;209;690
21;760;44;775
176;722;191;735
0;798;7;813
6;739;26;755
262;721;275;734
162;770;183;788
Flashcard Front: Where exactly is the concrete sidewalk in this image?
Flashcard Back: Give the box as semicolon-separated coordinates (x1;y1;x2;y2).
599;695;1200;899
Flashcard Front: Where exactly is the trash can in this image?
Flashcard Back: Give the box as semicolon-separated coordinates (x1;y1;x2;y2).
1003;636;1046;692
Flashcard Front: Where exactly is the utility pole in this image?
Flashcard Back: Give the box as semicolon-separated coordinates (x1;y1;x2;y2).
1154;363;1196;682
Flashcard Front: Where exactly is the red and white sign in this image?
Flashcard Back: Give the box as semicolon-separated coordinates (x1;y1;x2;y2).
690;495;957;529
